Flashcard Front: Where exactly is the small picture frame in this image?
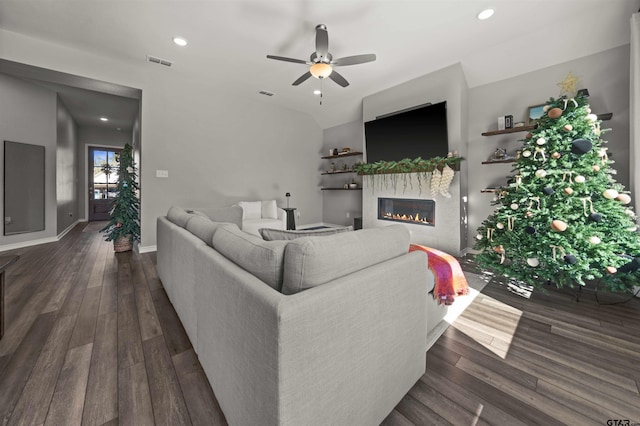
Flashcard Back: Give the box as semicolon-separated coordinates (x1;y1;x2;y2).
527;104;546;126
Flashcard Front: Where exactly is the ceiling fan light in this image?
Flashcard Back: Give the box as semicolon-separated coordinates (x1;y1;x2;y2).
310;63;332;79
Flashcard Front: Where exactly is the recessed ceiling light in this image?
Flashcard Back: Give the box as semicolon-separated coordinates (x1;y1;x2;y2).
477;8;495;20
173;36;188;47
313;90;322;95
100;117;108;122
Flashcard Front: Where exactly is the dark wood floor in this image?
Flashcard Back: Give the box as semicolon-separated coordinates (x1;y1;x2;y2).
1;222;639;425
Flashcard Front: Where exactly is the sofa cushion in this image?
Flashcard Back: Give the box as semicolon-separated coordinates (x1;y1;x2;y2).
212;224;287;290
194;206;243;228
186;215;222;246
238;201;262;220
259;226;353;241
282;225;410;295
261;200;278;219
167;206;194;228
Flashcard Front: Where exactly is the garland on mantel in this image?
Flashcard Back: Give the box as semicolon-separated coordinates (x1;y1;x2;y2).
352;156;462;175
352;156;463;197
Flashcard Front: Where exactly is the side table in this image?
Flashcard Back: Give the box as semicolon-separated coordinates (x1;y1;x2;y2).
282;208;297;230
0;254;19;340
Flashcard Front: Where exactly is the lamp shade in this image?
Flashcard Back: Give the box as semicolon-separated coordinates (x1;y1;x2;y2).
310;63;333;79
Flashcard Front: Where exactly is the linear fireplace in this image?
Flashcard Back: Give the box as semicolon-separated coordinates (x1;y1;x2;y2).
378;197;435;227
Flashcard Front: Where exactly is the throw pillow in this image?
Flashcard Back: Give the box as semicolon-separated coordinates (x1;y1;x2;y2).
261;200;278;220
167;206;194;228
212;223;287;291
259;226;353;241
238;201;262;220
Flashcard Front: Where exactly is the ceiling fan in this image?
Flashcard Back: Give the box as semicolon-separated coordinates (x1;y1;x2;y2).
266;24;376;88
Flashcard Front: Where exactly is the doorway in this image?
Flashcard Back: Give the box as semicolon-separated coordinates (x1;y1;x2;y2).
88;147;122;221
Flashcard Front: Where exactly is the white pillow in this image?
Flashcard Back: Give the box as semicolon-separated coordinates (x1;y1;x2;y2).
261;200;278;219
238;201;262;220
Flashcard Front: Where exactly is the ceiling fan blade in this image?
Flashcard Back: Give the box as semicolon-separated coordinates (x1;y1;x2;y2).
292;71;312;86
315;24;329;57
266;55;310;65
331;53;376;66
329;70;349;87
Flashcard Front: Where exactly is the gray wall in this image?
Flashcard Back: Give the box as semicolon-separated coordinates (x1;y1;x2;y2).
467;45;630;248
321;121;364;226
0;73;57;246
76;126;129;221
56;96;79;234
0;29;323;249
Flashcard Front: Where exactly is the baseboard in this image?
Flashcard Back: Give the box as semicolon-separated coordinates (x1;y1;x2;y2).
139;245;157;254
0;236;59;252
58;219;81;239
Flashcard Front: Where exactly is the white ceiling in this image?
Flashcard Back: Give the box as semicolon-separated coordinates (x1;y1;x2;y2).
1;0;638;129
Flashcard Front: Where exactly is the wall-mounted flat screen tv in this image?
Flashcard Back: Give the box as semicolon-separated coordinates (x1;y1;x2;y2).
364;101;448;163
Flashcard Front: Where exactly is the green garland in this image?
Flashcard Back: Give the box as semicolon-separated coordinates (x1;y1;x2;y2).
352;156;462;175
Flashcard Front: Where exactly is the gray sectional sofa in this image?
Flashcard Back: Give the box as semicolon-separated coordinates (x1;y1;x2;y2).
157;206;431;426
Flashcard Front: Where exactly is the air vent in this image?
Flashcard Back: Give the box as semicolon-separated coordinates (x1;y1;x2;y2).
258;90;274;97
146;55;173;67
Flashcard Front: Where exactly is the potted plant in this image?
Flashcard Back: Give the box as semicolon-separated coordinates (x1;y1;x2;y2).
101;143;140;252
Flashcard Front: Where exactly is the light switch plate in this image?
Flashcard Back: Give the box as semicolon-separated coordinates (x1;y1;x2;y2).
156;170;169;178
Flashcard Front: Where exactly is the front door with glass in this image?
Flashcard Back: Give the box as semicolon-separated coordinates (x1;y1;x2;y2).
88;147;122;221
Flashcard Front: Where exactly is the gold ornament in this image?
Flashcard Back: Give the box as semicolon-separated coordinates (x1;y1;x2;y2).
606;266;617;274
551;152;561;159
548;108;563;119
563;124;573;131
525;211;534;218
592;165;600;172
603;189;619;199
535;169;547;178
551;219;568;232
557;71;579;97
564;187;574;195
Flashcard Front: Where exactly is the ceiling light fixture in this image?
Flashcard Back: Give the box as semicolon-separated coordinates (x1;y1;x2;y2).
173;36;188;46
313;90;322;95
477;8;495;20
309;63;333;79
100;117;108;122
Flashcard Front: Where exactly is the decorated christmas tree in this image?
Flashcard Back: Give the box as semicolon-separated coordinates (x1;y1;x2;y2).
101;143;140;252
474;79;640;293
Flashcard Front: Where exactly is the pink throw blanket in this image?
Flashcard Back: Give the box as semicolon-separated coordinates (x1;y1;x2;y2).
409;244;469;305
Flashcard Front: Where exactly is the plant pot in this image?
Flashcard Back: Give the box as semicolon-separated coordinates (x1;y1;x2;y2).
113;235;133;252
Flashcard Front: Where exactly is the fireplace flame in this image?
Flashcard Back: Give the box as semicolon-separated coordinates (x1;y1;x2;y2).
383;212;432;225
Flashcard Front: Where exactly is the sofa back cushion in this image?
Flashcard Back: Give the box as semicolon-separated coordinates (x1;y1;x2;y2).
282;225;410;295
259;226;353;241
261;200;278;219
167;206;195;228
194;206;243;228
212;224;288;291
186;215;222;246
238;201;262;220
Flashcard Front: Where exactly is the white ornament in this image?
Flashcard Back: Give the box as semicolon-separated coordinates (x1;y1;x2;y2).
617;193;632;205
603;189;619;199
496;222;504;229
510;203;519;210
535;169;547;178
627;226;638;232
586;113;598;122
536;137;546;145
126;166;134;173
527;258;540;267
625;209;636;217
543;105;551;112
522;150;532;158
589;236;601;244
574;175;585;183
476;233;483;240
